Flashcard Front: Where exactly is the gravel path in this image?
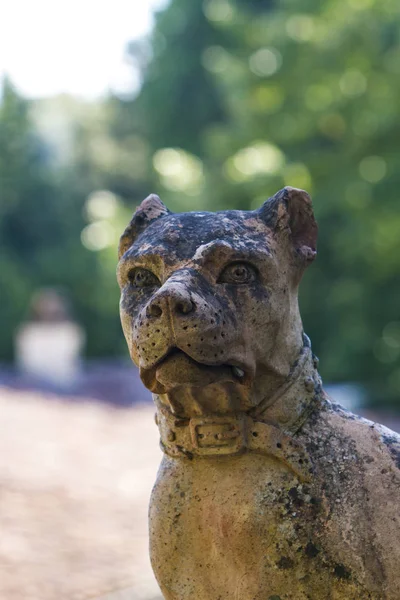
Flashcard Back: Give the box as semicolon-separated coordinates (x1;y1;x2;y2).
0;387;162;600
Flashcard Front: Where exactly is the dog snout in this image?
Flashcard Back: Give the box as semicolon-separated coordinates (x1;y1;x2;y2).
146;285;195;319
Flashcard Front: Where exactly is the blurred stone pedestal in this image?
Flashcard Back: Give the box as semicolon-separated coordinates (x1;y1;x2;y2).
15;289;85;389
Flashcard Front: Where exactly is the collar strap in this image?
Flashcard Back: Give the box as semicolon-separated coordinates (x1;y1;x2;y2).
251;343;321;435
250;342;312;421
156;408;312;483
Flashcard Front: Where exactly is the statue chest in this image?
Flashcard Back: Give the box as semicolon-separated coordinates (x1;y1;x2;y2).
149;454;373;600
150;455;285;597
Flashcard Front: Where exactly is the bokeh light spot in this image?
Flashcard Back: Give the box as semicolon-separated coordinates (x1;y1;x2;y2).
359;156;386;183
203;0;234;23
286;15;315;42
251;85;284;113
283;163;312;191
340;70;367;97
348;0;375;9
81;221;116;251
202;46;230;73
249;48;282;78
305;84;333;111
153;148;204;192
86;190;119;221
225;142;285;182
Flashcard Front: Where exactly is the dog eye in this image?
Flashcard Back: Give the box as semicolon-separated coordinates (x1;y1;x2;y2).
128;267;160;288
218;262;257;285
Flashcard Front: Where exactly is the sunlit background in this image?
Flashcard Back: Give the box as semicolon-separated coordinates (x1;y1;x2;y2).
1;0;400;598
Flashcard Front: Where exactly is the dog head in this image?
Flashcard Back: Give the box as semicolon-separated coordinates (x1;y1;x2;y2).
117;188;317;417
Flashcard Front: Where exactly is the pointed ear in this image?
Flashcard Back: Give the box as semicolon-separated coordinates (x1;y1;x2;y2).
258;186;317;265
118;194;171;259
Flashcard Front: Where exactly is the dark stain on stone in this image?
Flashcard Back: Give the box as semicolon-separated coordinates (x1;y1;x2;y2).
258;188;288;229
334;563;351;580
288;486;304;507
304;542;319;558
276;556;294;570
363;455;374;464
390;448;400;469
382;434;400;469
126;209;270;264
329;402;357;421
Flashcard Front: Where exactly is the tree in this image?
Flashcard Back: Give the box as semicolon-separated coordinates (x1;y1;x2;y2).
0;80;124;361
110;0;400;406
0;78;57;360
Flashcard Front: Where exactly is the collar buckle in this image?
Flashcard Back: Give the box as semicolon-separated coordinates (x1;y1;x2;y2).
189;415;246;456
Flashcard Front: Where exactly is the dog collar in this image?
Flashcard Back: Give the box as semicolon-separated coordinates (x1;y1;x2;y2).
154;338;320;482
155;407;312;482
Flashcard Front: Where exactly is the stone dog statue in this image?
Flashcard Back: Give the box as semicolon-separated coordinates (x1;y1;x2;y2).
117;187;400;600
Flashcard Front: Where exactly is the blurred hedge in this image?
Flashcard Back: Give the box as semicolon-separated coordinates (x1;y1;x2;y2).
1;0;400;406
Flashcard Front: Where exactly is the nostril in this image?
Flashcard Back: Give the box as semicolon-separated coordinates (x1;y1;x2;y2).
147;303;162;318
176;299;194;315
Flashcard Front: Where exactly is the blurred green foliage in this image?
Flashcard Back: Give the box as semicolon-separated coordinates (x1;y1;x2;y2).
0;80;124;359
1;0;400;406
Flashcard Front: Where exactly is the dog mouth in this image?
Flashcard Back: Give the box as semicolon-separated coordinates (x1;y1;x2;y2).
140;348;249;394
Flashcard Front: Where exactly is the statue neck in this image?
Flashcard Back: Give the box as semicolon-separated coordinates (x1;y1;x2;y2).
251;340;323;434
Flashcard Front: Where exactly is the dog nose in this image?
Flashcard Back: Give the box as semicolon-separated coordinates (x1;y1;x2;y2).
146;287;195;318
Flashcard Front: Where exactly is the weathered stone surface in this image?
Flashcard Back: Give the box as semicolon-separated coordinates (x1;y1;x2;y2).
118;187;400;600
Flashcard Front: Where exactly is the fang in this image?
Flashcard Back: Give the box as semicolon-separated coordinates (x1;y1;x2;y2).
232;367;245;378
